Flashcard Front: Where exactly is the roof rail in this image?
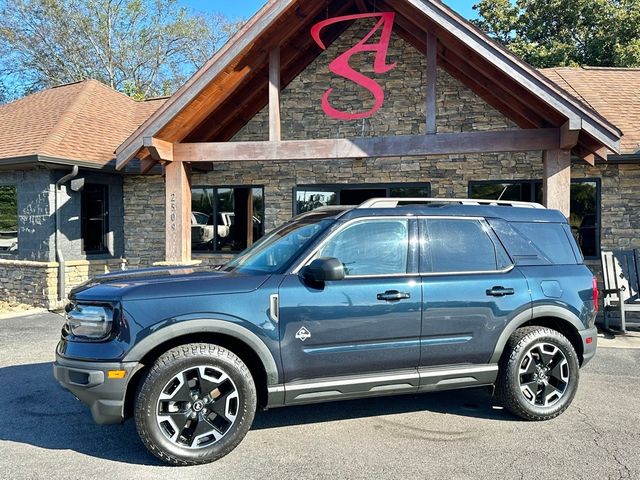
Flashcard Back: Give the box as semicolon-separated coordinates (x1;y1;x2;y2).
357;198;546;209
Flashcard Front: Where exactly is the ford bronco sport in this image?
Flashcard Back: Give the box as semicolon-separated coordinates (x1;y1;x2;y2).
54;198;599;465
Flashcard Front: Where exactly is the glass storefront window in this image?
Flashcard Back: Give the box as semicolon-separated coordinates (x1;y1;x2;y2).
294;183;431;215
0;186;18;253
191;186;264;254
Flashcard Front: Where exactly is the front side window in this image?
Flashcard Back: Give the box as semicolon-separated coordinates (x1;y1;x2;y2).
82;184;109;254
423;218;510;273
192;186;264;254
469;179;600;258
317;219;410;276
0;186;18;253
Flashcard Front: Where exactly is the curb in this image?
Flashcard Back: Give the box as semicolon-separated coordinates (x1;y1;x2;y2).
0;308;48;321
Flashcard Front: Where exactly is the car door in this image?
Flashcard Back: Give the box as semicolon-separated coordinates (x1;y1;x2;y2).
419;217;531;367
278;217;422;387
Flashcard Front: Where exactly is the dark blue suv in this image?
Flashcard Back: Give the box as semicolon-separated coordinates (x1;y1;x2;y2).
54;198;599;465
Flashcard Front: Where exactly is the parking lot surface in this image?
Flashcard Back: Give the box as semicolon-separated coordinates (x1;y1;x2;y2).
1;312;638;480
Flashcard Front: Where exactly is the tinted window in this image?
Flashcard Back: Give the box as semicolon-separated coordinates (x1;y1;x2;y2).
318;220;409;276
191;186;264;254
487;218;551;266
511;222;577;265
82;184;109;254
0;186;18;253
424;219;508;273
295;183;430;214
569;181;598;258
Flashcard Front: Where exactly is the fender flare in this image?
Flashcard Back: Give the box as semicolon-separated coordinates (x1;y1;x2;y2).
123;319;280;385
489;305;584;364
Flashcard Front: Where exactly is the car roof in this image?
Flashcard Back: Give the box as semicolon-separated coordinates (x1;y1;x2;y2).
293;202;567;223
340;203;567;223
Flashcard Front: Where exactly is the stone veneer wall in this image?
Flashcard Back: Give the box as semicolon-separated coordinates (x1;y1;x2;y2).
0;258;126;309
122;20;640;276
123;175;166;268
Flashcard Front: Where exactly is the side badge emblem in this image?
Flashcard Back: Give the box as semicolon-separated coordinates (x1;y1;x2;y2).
295;327;311;342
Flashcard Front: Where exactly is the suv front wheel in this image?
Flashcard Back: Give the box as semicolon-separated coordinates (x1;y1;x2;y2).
134;343;257;465
496;326;580;421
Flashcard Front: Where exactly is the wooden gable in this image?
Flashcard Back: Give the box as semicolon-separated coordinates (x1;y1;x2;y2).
116;0;622;170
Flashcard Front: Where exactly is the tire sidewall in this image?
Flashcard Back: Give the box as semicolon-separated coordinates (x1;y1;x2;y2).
136;344;256;464
505;329;580;419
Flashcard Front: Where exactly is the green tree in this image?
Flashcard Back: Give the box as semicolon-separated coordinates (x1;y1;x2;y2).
0;0;243;100
473;0;640;67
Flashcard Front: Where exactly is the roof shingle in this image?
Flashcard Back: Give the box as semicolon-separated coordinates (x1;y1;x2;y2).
541;67;640;154
0;79;166;167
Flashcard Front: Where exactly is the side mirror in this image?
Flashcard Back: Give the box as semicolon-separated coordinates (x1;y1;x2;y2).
300;257;345;283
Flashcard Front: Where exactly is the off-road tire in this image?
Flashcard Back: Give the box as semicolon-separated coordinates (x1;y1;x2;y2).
496;326;580;421
134;343;257;466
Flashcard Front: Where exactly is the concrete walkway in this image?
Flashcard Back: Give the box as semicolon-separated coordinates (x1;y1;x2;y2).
598;325;640;349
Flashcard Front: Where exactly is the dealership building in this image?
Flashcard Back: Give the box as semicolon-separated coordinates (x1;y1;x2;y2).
1;0;639;309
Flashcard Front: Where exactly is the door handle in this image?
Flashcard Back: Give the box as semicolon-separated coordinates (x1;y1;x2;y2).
486;286;515;297
377;290;411;302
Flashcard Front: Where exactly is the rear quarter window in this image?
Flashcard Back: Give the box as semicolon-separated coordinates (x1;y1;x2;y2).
509;222;578;265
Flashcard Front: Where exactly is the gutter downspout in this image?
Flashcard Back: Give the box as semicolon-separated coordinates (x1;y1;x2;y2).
55;166;79;302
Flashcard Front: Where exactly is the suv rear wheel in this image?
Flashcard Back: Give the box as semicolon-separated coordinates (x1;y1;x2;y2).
496;326;579;421
134;343;257;465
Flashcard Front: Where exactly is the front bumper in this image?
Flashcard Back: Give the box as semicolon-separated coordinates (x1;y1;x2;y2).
579;326;598;367
53;354;141;424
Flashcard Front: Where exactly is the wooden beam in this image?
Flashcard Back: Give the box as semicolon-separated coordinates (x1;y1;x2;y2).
543;149;571;217
140;158;157;175
269;47;282;142
174;128;560;163
165;161;192;264
560;120;580;150
425;31;438;134
387;10;545;129
575;146;596;166
588;145;610;161
187;0;356;143
144;137;174;162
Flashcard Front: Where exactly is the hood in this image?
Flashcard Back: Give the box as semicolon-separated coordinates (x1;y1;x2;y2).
70;266;270;302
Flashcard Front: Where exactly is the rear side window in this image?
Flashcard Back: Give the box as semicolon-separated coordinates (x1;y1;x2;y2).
422;218;511;273
510;222;577;265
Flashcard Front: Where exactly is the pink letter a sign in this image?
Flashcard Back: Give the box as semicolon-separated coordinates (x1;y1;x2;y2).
311;12;397;120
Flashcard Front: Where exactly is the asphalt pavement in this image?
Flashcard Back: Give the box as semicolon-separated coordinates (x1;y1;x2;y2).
0;312;638;480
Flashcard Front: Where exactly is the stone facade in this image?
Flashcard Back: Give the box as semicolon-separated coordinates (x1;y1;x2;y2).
0;258;126;308
121;20;639;284
1;167;126;308
123;175;166;268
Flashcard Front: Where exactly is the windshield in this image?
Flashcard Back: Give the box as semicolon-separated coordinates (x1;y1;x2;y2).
222;219;334;275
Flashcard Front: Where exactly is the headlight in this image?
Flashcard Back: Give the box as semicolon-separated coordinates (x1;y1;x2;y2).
66;303;114;340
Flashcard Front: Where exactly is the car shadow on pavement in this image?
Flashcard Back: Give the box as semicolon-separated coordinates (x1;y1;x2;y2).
253;386;515;430
0;362;517;466
0;362;163;466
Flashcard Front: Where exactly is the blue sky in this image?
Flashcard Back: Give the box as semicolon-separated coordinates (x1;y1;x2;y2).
178;1;478;20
